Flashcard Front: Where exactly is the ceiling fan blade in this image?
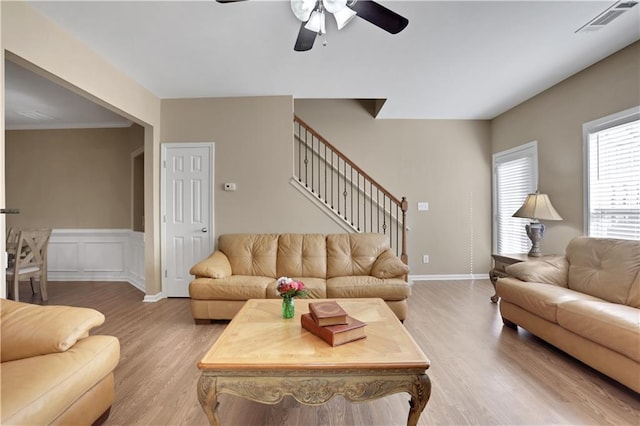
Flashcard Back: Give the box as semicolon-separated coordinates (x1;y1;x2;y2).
294;23;317;51
215;0;247;3
350;0;408;34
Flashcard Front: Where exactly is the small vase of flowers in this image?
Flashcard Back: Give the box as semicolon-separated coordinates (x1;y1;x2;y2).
276;276;308;319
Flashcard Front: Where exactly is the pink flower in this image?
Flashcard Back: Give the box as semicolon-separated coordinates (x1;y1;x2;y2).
276;276;308;298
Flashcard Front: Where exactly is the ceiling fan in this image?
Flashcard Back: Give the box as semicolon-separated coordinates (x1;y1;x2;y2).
216;0;409;51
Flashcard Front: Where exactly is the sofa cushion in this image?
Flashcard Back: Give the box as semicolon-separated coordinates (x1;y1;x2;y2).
1;335;119;425
276;234;327;279
189;251;232;279
1;300;105;362
189;276;272;300
496;277;602;323
566;237;640;304
557;300;640;363
371;249;409;279
504;256;568;287
218;234;279;278
326;233;389;278
326;276;410;300
266;277;327;299
627;270;640;308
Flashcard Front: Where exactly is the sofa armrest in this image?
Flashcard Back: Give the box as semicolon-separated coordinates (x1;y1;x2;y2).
371;249;409;279
1;299;105;362
504;255;569;287
189;250;232;279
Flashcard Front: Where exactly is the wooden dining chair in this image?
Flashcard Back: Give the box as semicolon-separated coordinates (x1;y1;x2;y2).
6;228;52;302
6;227;19;244
6;227;20;268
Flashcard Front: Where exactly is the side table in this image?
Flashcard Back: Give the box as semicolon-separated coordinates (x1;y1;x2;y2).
489;253;531;303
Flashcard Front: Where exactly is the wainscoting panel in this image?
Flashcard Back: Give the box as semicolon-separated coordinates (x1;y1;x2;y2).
128;232;145;291
84;241;125;272
48;241;80;272
48;229;145;292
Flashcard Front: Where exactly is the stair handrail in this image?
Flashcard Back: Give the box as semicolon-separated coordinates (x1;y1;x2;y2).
295;116;403;207
294;115;408;264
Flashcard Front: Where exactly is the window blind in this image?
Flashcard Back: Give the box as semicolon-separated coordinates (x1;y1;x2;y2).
587;119;640;240
493;143;537;254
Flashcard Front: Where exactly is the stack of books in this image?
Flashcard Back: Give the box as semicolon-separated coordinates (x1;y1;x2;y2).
301;301;366;346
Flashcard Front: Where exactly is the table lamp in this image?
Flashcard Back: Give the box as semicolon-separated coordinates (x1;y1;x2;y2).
512;192;562;257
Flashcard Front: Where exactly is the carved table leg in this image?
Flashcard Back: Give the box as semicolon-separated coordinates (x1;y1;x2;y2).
407;374;431;426
197;375;220;426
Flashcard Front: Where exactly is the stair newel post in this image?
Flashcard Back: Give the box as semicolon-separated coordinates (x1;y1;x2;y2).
401;197;408;266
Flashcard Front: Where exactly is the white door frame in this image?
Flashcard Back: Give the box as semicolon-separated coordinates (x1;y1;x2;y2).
161;142;215;298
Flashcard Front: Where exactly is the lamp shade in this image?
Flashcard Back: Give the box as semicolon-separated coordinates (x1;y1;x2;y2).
512;193;563;221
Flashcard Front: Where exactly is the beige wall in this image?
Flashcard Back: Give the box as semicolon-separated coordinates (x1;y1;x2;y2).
295;100;493;276
2;0;162;296
161;96;344;238
491;41;640;256
5;127;141;229
163;97;492;276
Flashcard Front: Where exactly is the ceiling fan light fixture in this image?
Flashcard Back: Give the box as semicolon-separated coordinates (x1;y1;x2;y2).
290;0;408;51
305;9;326;34
322;0;347;14
333;6;357;30
291;0;317;22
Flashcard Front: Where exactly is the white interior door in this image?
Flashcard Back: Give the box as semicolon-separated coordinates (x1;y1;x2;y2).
162;143;214;297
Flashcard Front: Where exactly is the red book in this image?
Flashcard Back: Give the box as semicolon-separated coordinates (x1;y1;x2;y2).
309;301;348;326
301;313;366;346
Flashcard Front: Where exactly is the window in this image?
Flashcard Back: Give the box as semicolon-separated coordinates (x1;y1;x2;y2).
584;107;640;240
493;141;538;254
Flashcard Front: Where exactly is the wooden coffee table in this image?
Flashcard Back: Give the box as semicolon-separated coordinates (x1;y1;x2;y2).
197;298;431;425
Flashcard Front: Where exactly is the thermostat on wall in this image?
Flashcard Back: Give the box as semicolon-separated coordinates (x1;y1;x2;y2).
224;183;237;191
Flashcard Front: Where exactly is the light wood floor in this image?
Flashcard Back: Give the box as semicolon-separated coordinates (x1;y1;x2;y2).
21;279;640;426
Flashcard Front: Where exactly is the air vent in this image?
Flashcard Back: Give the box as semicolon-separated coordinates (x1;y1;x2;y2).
576;1;638;33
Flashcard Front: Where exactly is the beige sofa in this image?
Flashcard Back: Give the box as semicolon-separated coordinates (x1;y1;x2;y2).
189;233;411;321
496;236;640;392
1;299;120;425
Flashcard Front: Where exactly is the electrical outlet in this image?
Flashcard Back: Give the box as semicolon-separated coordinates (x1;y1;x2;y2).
422;255;429;264
418;202;429;211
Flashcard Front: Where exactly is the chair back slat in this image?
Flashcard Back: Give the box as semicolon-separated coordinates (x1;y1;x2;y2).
15;229;52;269
6;227;19;244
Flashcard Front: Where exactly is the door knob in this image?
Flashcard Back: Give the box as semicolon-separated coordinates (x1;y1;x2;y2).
201;227;208;233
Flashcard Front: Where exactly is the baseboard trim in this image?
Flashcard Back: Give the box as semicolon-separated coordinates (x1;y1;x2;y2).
143;292;165;303
127;273;146;293
409;274;489;282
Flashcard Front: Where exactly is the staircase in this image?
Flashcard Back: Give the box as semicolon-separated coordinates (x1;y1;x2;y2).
292;115;408;264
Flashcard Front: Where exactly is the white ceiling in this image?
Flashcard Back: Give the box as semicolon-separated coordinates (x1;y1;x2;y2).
5;60;132;130
5;0;640;128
